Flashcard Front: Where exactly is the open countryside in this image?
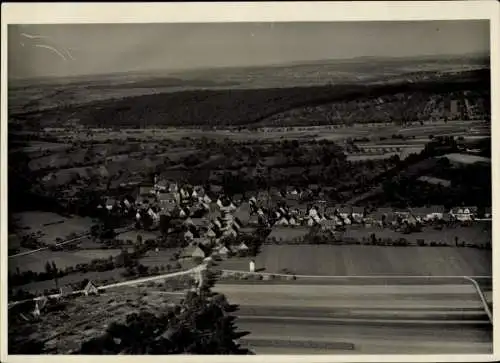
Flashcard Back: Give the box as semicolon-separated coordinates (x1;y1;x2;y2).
7;20;493;356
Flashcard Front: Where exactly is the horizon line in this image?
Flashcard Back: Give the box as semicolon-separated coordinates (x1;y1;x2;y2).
8;50;490;83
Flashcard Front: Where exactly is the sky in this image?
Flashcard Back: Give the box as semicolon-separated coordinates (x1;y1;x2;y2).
8;20;490;79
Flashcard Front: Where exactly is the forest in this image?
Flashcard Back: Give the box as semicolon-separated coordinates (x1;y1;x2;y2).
19;69;490;129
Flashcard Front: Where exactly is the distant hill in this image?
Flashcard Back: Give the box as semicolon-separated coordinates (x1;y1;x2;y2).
21;68;490;129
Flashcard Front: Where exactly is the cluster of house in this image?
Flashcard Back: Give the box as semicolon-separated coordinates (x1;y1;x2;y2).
98;179;258;259
248;197;491;231
99;178;491;239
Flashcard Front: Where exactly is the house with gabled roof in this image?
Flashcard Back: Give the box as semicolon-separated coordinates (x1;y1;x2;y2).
83;280;99;296
216;245;230;258
181;245;206;260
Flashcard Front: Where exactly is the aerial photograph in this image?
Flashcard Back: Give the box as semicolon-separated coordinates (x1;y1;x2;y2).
6;20;492;355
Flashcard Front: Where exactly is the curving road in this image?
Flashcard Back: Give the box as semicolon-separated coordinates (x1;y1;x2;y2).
214;283;493;354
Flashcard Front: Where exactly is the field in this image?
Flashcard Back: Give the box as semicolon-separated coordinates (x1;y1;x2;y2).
11;211;94;245
236;244;492;277
9;249;123;273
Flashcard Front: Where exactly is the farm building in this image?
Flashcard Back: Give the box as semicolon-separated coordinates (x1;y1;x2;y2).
181;245;206;260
